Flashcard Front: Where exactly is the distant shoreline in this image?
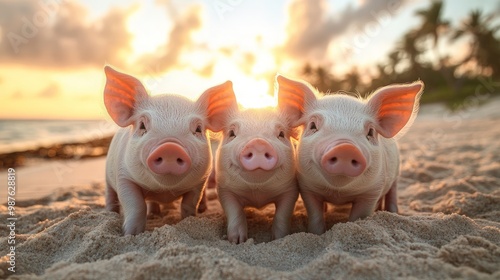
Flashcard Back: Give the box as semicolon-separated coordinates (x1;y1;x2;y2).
0;135;113;169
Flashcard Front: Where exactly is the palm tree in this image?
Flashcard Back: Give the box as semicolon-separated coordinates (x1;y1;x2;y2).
302;63;313;76
415;0;449;47
414;0;459;92
397;31;423;79
342;68;362;95
414;0;450;74
375;64;387;80
452;10;500;78
387;50;401;75
301;64;334;93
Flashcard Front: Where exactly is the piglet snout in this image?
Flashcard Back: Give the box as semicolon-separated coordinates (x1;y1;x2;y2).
321;143;366;177
239;138;278;171
147;142;192;175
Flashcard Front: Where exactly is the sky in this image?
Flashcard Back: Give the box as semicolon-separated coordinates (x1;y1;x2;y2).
0;0;498;120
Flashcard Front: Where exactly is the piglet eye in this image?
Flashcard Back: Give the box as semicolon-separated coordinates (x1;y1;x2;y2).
278;131;285;138
309;122;317;132
229;130;236;138
193;124;203;137
139;121;147;136
366;128;374;140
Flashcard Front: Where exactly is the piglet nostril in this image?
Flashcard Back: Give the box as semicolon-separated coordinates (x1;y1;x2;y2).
244;152;253;159
351;159;358;167
155;157;162;164
177;158;184;165
329;157;337;164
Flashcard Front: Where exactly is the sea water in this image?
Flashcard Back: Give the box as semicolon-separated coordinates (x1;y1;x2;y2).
0;119;118;153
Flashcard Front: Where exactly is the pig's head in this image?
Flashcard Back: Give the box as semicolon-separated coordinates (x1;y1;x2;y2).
104;66;236;191
208;92;298;188
277;75;423;188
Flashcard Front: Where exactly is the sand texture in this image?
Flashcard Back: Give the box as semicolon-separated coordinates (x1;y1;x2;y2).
1;102;500;279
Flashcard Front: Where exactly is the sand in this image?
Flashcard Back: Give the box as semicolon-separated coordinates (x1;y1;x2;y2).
0;158;106;205
1;100;500;279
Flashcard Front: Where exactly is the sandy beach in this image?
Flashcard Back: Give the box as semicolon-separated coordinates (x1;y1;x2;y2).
1;100;499;279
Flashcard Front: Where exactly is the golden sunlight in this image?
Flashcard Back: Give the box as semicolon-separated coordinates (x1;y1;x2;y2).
232;76;276;109
127;5;170;58
209;55;277;109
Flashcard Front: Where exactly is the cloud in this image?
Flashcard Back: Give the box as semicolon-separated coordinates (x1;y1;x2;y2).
0;0;134;68
282;0;409;63
37;82;60;98
138;4;202;73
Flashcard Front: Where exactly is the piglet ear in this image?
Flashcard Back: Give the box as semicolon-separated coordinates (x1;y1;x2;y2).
197;81;237;132
367;81;424;139
276;74;317;127
104;66;148;127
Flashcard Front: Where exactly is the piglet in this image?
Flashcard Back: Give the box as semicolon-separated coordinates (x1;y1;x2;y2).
277;75;424;234
103;66;235;235
209;85;299;244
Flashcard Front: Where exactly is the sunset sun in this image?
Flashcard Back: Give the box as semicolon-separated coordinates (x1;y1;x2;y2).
232;76;276;109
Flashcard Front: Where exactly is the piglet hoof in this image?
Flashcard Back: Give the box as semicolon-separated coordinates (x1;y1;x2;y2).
228;233;247;244
227;225;248;244
308;223;326;235
386;203;398;213
271;226;290;241
271;231;288;241
123;219;146;235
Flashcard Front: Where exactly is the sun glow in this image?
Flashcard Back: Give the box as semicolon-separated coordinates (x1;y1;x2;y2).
232;76;276;109
127;5;170;60
209;56;277;109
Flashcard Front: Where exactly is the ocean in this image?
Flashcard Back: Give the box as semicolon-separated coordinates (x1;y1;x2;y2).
0;119;118;153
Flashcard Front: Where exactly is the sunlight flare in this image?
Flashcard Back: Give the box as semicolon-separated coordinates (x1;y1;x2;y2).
232;77;276;109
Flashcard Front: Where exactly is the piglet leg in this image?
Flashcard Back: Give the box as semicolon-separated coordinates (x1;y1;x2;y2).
117;180;147;235
384;181;399;213
301;190;326;235
219;190;247;244
349;197;378;222
105;183;120;213
180;184;203;219
272;187;299;240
